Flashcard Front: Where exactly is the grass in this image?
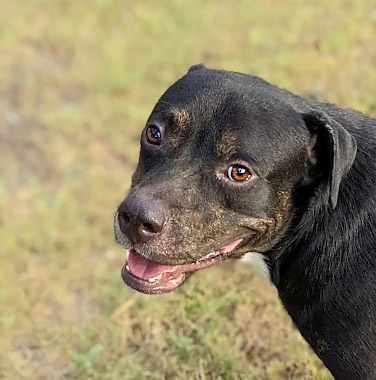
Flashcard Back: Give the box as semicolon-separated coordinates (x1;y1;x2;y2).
1;0;376;378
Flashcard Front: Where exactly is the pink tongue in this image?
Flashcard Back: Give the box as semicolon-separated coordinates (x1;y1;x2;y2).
219;239;243;253
128;249;178;280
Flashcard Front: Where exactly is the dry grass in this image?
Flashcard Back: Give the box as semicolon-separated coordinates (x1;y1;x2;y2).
1;0;376;378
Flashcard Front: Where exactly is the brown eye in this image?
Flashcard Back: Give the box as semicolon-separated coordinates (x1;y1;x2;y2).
146;126;162;145
226;165;252;182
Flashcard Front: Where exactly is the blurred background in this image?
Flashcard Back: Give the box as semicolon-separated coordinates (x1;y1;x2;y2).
1;0;376;378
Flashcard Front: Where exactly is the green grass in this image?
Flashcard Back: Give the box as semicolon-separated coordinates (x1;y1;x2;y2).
1;0;376;378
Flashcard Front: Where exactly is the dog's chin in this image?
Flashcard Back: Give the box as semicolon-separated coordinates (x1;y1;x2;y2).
121;239;244;294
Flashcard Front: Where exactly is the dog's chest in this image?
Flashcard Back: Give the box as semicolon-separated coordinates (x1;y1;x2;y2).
241;252;270;280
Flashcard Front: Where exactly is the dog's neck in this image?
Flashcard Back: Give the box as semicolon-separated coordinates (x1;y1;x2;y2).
269;156;376;379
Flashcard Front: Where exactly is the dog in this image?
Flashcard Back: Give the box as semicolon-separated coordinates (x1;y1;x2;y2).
114;64;376;379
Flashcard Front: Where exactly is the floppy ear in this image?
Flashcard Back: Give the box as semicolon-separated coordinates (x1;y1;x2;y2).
302;111;357;209
187;63;206;73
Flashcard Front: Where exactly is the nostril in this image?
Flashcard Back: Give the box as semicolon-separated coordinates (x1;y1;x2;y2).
142;223;156;234
118;211;130;233
140;221;164;235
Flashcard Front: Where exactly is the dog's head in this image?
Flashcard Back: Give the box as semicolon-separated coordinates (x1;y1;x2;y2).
114;65;357;294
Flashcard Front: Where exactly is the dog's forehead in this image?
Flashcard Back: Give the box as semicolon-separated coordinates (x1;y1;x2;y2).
148;69;309;174
153;68;306;134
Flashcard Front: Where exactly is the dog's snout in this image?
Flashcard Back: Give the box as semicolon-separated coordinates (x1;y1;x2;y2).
117;195;167;243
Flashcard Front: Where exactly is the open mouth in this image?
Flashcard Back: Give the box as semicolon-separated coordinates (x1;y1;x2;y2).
121;239;243;294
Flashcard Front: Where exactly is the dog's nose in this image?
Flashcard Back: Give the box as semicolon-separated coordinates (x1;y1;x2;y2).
117;195;167;243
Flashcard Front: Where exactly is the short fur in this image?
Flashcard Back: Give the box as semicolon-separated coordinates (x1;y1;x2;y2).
115;65;376;379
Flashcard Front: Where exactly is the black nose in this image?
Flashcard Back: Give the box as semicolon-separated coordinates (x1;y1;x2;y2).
117;194;167;243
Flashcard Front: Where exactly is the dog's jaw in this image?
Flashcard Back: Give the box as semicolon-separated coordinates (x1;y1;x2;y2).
120;239;245;294
116;208;272;291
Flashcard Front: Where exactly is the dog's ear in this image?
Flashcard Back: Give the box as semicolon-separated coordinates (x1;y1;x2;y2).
303;111;357;209
187;63;206;73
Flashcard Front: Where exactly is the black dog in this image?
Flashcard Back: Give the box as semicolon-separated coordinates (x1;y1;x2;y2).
114;64;376;379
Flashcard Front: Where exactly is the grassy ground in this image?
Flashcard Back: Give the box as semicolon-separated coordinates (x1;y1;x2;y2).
1;0;376;378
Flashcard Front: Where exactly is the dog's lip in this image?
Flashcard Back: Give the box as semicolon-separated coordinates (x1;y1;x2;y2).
121;264;189;295
121;239;244;294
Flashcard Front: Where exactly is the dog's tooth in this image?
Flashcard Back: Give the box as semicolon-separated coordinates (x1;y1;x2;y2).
126;265;130;271
125;250;130;261
206;251;220;260
148;274;162;283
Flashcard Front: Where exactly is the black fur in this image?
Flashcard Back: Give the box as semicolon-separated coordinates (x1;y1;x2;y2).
115;65;376;379
272;109;376;378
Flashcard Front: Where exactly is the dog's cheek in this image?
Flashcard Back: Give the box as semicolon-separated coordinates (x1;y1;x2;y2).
238;187;292;251
262;188;293;247
222;180;275;217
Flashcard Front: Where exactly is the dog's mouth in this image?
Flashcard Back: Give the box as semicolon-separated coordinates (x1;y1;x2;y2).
121;239;243;294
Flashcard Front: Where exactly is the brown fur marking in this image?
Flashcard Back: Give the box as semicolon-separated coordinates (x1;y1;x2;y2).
166;109;190;150
216;131;237;159
171;109;189;129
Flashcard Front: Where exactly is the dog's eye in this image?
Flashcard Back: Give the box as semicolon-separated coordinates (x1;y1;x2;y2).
146;126;162;145
226;165;252;182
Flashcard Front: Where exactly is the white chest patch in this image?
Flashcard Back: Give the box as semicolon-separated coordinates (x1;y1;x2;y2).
241;252;271;281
